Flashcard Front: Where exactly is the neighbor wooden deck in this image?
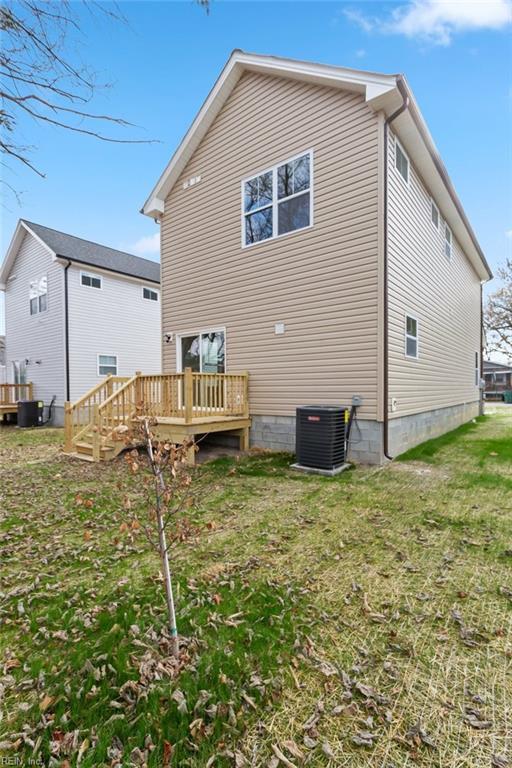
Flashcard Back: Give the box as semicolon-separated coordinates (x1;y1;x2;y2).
0;383;33;416
64;369;250;463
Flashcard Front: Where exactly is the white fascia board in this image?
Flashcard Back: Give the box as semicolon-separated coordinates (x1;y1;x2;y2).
0;220;56;286
142;50;398;218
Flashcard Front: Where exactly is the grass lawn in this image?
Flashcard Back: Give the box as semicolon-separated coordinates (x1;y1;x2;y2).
0;408;511;767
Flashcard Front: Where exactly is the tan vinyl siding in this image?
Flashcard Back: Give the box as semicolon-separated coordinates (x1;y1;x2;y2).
387;130;481;418
161;71;380;418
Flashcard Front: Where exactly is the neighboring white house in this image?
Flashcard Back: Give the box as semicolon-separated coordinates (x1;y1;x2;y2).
0;220;161;425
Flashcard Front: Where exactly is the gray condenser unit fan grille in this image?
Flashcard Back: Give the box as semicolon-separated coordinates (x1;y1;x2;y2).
296;405;348;470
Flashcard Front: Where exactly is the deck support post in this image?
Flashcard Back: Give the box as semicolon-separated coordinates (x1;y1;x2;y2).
239;426;250;451
185;438;196;467
184;367;193;424
64;401;73;452
92;404;101;462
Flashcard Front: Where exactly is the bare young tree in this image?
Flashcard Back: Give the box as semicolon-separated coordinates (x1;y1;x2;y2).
121;419;198;657
485;258;512;361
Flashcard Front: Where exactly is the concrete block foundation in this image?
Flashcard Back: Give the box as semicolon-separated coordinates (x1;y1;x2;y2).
249;401;480;465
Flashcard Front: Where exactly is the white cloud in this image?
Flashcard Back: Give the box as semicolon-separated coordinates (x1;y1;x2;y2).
506;229;512;239
122;232;160;257
345;0;512;45
355;48;367;58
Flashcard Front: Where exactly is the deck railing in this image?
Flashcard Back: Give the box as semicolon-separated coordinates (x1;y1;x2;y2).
0;383;33;406
64;375;129;451
97;369;249;431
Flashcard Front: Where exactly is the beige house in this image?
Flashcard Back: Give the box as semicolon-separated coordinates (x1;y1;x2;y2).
142;51;492;463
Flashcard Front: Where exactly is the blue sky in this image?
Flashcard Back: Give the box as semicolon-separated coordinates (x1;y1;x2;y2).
1;0;511;334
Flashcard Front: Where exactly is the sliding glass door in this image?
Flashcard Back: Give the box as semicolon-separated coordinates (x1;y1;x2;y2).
179;331;225;374
179;330;226;411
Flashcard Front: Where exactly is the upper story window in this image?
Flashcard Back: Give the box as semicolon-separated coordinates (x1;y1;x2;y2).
143;287;158;301
395;140;409;184
405;315;419;359
98;354;117;376
431;200;439;230
444;224;452;260
81;271;102;289
29;275;47;315
475;352;480;386
242;151;312;247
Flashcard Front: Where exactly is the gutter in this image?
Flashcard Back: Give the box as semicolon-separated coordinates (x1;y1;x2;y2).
383;76;409;461
55;255;160;285
64;260;71;401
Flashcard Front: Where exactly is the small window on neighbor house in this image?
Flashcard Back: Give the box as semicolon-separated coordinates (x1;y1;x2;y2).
405;315;419;358
431;200;439;230
81;271;102;289
12;360;27;384
395;141;409;184
444;224;452;260
29;275;48;315
143;287;158;301
98;355;117;376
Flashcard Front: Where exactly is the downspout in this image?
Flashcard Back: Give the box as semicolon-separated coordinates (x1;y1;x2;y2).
64;260;71;401
383;77;409;460
480;282;484;416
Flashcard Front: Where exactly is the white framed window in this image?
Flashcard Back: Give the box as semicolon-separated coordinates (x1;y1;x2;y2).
177;328;226;373
12;360;27;384
143;287;158;301
495;373;506;384
242;150;313;247
475;351;480;386
405;315;419;359
29;274;48;315
395;139;409;185
431;199;439;230
444;224;452;260
98;354;117;376
81;271;102;289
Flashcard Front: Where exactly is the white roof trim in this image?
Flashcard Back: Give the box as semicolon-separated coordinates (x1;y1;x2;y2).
141;50;490;282
0;220;56;290
142;50;397;218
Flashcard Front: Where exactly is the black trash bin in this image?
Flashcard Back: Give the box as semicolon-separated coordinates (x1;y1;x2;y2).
17;400;43;428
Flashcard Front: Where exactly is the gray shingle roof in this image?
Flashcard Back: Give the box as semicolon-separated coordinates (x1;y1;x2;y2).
23;220;160;284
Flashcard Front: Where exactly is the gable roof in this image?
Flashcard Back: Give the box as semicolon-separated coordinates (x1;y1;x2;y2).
484;360;512;372
142;50;491;282
0;220;160;288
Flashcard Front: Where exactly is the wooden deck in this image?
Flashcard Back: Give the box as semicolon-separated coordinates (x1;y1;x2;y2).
64;369;250;463
0;383;33;417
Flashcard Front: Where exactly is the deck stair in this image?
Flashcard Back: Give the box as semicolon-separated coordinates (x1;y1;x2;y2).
64;369;250;463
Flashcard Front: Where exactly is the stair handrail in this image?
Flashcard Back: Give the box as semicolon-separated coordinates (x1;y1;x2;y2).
64;375;129;452
96;373;139;439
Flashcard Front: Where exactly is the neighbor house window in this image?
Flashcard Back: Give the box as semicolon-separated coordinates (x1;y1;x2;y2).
29;275;47;315
475;352;480;386
81;271;102;289
243;151;312;246
395;140;409;184
98;355;117;376
444;224;452;260
12;360;27;384
405;315;419;358
431;200;439;230
143;287;158;301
